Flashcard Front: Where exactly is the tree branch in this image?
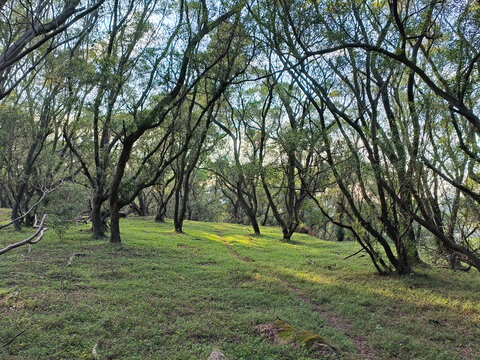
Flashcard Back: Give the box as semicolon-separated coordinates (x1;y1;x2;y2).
0;214;48;255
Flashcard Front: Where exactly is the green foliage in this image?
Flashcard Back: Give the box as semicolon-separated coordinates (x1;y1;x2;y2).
37;184;89;238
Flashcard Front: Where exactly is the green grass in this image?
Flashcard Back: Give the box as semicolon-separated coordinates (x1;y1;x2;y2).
1;214;480;359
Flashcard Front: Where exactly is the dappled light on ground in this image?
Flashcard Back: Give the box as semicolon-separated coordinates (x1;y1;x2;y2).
1;216;480;359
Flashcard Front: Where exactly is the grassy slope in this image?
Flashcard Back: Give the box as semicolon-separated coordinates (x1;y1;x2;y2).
0;214;479;359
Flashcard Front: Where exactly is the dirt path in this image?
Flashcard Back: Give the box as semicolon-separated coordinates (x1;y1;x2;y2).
215;230;377;359
223;241;253;262
214;228;253;262
276;277;376;360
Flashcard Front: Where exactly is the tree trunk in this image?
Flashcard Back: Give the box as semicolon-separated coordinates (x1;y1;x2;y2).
155;211;165;223
282;227;292;241
11;202;22;231
11;182;27;230
174;216;184;233
91;193;106;239
395;248;412;275
109;191;121;243
173;178;184;233
406;227;423;265
0;193;8;208
176;191;188;233
244;207;260;235
155;199;166;222
262;203;270;226
236;186;261;235
24;213;35;227
250;215;261;235
138;192;148;216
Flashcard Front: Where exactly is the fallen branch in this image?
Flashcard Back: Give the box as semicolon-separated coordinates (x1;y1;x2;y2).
75;216;91;225
0;214;48;255
2;328;28;348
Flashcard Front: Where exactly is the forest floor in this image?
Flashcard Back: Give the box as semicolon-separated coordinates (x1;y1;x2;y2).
1;213;480;359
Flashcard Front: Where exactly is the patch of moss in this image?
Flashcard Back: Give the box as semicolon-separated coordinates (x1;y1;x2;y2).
274;320;330;348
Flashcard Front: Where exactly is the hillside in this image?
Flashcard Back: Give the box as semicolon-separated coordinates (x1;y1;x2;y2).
1;216;480;359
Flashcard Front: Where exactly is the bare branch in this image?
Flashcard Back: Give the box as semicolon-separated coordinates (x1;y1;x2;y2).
0;183;60;230
0;214;48;255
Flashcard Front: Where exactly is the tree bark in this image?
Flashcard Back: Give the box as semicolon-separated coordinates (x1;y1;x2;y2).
236;185;260;235
155;207;166;222
249;213;261;235
109;191;121;243
262;203;270;226
10;184;25;231
91;192;106;239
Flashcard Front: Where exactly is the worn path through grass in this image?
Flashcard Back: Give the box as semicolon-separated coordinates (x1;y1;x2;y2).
1;216;480;359
215;227;375;359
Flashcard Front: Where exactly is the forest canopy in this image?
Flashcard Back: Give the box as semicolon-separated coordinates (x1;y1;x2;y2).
1;0;480;276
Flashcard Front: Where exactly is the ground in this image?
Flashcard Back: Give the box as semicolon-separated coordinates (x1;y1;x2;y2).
1;214;479;359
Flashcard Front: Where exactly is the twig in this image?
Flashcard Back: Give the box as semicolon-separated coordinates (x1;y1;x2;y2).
2;328;28;348
343;248;365;260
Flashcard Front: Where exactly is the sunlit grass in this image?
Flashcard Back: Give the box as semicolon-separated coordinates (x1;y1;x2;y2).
1;213;479;359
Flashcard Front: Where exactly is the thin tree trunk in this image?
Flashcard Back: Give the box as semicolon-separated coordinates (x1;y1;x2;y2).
109;191;121;243
173;169;184;233
138;192;148;216
262;203;270;226
282;227;294;241
11;181;29;230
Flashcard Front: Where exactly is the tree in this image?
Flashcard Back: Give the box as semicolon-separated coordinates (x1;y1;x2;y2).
0;49;82;230
0;0;104;100
209;85;264;235
63;0;159;238
108;1;249;242
255;79;324;241
152;174;175;223
250;0;480;273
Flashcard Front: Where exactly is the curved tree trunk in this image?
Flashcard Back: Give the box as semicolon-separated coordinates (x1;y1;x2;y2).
237;188;260;235
262;203;270;226
155;209;166;223
249;214;261;235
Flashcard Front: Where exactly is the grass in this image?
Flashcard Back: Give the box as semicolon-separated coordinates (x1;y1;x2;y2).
1;214;479;359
